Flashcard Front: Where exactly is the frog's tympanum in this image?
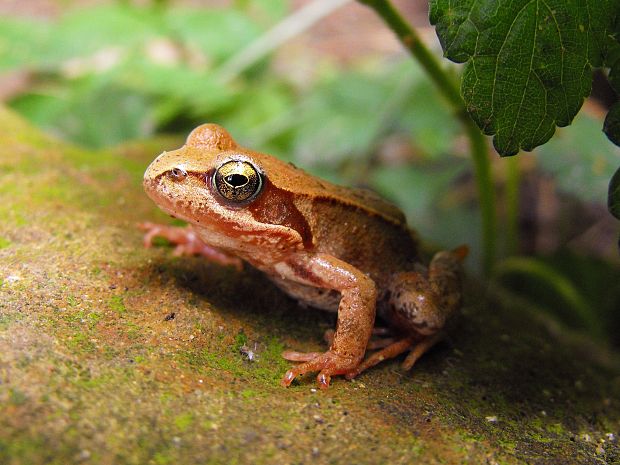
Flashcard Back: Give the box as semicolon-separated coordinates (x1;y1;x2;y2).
142;124;467;389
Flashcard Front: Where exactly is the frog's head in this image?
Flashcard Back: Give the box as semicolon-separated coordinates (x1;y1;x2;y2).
143;124;312;254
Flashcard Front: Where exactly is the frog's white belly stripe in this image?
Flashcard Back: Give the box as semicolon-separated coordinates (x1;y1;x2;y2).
195;227;240;251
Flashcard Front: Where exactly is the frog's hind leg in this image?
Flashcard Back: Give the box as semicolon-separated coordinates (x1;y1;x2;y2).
387;246;467;337
346;246;467;380
281;351;322;362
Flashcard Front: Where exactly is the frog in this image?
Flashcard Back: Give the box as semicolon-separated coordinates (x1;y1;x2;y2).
141;123;467;389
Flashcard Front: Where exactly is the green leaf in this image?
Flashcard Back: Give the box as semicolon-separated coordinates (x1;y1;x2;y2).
430;0;619;156
167;9;262;64
603;40;620;146
604;102;620;146
370;161;481;270
41;6;160;65
609;165;620;220
0;17;50;70
291;72;391;166
11;78;154;148
118;59;234;120
398;79;460;157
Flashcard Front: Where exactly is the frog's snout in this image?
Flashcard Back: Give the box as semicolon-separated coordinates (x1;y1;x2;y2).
143;155;167;198
143;154;158;183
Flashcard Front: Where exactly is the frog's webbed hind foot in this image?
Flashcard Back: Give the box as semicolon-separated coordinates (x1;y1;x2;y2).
138;222;242;269
345;333;443;380
280;350;360;389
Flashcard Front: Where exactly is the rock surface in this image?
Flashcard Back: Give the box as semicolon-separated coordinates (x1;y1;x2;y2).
1;106;619;464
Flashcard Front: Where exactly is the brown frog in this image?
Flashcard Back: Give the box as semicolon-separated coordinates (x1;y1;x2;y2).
141;124;467;389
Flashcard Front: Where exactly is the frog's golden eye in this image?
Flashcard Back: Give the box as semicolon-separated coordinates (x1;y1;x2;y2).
213;160;262;203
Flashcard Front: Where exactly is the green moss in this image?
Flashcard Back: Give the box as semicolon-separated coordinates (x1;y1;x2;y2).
0;206;26;226
174;412;194;431
189;350;246;378
9;388;27;406
74;376;107;390
233;330;248;352
66;331;96;353
240;389;260;399
0;237;11;249
0;313;20;330
124;321;141;339
153;452;173;465
108;295;127;314
63;309;102;329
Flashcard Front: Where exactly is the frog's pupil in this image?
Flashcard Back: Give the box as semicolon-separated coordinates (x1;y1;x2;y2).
225;174;248;187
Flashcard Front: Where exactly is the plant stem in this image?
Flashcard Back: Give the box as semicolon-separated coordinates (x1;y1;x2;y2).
505;156;520;256
359;0;496;274
217;0;352;83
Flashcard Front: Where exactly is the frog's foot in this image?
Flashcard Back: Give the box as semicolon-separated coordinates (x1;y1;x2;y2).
345;333;443;380
281;351;360;389
138;222;242;269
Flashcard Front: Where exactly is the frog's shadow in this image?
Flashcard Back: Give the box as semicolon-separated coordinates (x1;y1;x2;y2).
150;256;336;346
144;256;615;432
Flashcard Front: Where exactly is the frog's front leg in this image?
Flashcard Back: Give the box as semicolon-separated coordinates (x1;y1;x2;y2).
279;253;377;389
138;222;242;269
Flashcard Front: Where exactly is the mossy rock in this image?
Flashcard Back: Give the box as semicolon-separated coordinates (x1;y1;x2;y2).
0;106;618;465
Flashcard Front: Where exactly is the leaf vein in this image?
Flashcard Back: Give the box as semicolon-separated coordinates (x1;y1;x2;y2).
541;0;569;121
505;0;539;148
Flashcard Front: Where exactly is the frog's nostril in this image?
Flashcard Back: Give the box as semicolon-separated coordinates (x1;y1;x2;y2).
169;167;188;181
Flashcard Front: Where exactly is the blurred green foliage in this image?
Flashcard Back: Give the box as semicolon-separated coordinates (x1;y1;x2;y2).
0;1;618;347
0;1;471;250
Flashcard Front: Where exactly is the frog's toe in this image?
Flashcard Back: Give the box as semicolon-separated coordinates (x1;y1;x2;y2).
401;333;443;370
344;338;414;380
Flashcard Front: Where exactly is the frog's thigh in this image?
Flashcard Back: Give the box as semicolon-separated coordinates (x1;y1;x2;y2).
388;249;464;335
387;272;445;335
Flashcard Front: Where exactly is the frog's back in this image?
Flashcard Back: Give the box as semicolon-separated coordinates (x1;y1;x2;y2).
295;189;419;288
253;152;406;225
